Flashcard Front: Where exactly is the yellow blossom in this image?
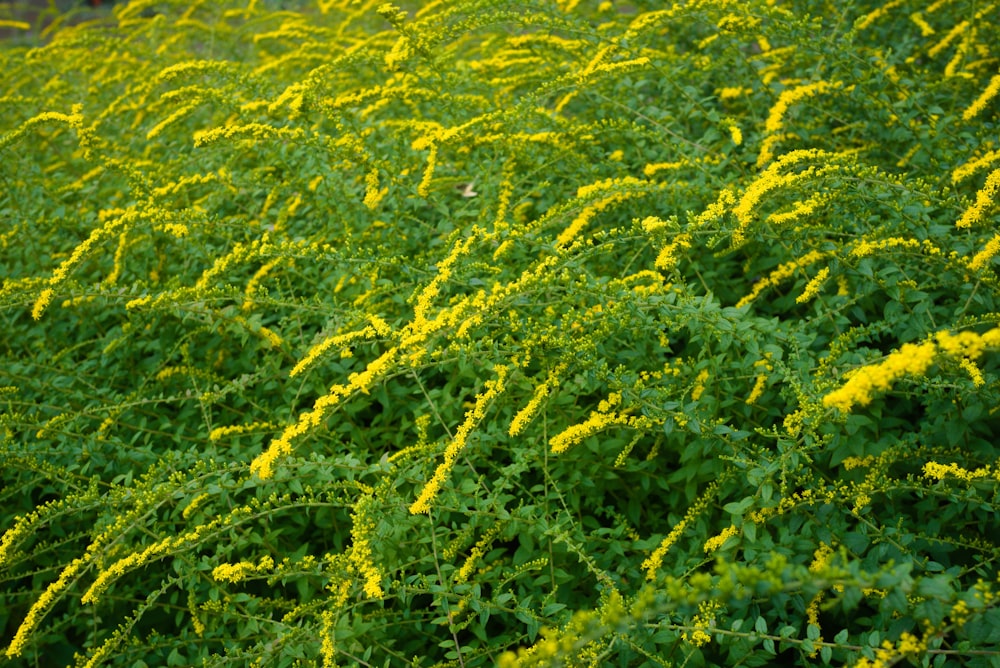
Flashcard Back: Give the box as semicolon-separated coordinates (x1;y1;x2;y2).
796;267;830;303
960;357;985;386
737;250;827;308
549;410;648;455
746;374;768;404
655;233;692;271
855;0;906;31
691;369;710;400
642;482;719;579
763;81;843;136
703;525;738;553
410;366;510;514
923;461;992;482
509;365;565;437
952;150;1000;184
956;167;1000;228
822;340;937;413
31;288;54;321
728;123;743;145
363;167;388;210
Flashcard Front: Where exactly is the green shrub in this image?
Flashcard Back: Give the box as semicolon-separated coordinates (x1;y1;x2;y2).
2;0;1000;665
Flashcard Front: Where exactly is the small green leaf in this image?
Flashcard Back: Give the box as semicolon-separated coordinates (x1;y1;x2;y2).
755;616;768;634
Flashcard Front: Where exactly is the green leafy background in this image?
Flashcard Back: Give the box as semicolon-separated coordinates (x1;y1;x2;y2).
2;0;1000;666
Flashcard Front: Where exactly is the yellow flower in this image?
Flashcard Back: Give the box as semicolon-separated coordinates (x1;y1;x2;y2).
923;461;992;482
549;412;614;454
737;250;827;308
703;525;738;553
31;288;54;321
642;482;718;579
691;369;710;400
6;558;85;658
763;81;843;135
410;366;510;514
683;600;722;647
509;365;565;437
823;341;936;413
956;167;1000;228
655;233;692;271
968;234;1000;271
728;123;743;145
796;267;830;303
746;374;768;404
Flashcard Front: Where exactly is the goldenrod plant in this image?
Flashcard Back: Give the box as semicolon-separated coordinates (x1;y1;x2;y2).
2;0;1000;665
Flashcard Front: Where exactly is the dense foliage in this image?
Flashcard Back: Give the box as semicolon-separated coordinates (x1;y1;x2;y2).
2;0;1000;665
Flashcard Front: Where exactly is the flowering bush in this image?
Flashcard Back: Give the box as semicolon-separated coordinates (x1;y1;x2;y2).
2;0;1000;666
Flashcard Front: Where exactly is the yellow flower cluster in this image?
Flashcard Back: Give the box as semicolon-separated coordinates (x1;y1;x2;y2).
823;341;936;413
242;258;285;311
181;493;211;520
409;365;510;514
412;231;480;327
252;346;400;478
692;187;737;229
851;632;926;668
855;0;907;30
643;161;686;176
578;56;651;84
922;461;995;482
737;250;827;308
556;177;652;247
508;365;566;437
641;481;719;580
212;555;275;584
208;421;278;442
454;523;504;585
952;150;1000;184
320;609;337;668
842;456;876;470
290;316;392;378
193;122;305;148
349;496;384;598
691;369;711;401
927;19;969;58
703;525;738;553
82;514;229;605
195;236;267;290
956;167;1000;228
5;558;85;658
655;233;693;271
1;105;85;152
32;207;145;319
729;122;743;145
683;600;723;647
718;85;752;99
233;316;283;349
962;74;1000;121
767;193;826;226
549;408;649;455
823;327;1000;413
733;149;842;243
156;365;217;383
795;266;830;304
910;12;935;36
850;235;941;258
763;80;843;136
748;488;818;525
960;357;986;386
746;355;774;404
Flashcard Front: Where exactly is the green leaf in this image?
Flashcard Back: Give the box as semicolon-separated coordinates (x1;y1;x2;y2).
755;616;768;634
